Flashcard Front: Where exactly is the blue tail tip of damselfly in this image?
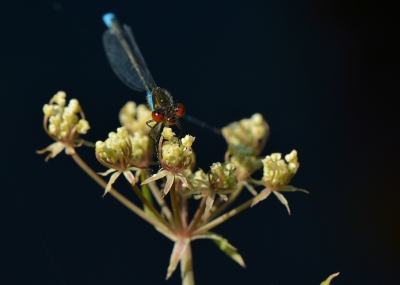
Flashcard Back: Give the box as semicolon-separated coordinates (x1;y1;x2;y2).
102;13;115;28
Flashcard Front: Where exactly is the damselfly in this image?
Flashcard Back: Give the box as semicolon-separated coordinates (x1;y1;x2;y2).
102;13;185;143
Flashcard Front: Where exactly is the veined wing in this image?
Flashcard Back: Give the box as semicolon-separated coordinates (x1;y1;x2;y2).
102;13;156;92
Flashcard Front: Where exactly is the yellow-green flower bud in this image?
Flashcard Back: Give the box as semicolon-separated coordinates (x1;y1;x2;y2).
68;98;81;113
130;130;150;162
43;104;54;117
53;91;66;106
162;127;175;141
77;119;90;134
182;135;195;148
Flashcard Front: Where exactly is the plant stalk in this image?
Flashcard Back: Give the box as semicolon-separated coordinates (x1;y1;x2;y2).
180;242;194;285
192;197;254;235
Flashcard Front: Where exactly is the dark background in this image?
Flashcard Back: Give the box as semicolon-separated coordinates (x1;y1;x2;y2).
1;1;398;284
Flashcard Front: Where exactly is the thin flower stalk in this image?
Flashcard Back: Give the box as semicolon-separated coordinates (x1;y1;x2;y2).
71;150;173;236
144;170;174;223
130;183;172;230
192;197;255;236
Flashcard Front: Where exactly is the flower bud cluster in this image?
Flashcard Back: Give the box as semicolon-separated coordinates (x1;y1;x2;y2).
160;128;195;172
130;131;150;162
262;150;299;189
119;101;153;134
222;113;268;150
222;114;269;179
187;162;238;212
43;91;90;141
209;162;238;192
95;127;133;167
250;150;304;212
227;144;263;180
95;126;144;195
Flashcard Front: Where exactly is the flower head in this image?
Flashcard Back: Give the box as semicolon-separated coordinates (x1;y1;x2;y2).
141;128;195;197
95;126;142;196
37;91;90;161
189;162;238;213
119;101;152;135
251;150;307;214
209;162;238;193
222;114;268;181
206;162;238;212
222;113;269;156
130;130;151;167
261;151;299;188
159;128;195;173
226;143;263;180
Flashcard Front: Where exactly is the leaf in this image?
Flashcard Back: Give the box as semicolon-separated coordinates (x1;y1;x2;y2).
280;185;309;194
195;232;246;268
320;272;340;285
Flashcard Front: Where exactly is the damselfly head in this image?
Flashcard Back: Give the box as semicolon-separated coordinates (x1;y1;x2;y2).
149;87;185;126
151;103;185;125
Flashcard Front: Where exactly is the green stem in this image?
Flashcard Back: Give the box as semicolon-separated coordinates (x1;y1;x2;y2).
140;171;154;213
144;170;174;223
187;196;206;233
131;184;171;230
170;180;184;232
180;191;188;229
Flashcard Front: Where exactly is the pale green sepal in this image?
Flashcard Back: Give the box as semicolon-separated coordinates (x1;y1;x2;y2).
163;174;174;196
272;190;291;215
251;188;272;207
97;168;117;176
141;170;168;185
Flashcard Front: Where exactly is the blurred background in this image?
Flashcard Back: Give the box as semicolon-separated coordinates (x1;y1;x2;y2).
1;1;398;284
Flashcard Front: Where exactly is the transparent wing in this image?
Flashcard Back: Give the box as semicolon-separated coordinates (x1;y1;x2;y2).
102;18;156;92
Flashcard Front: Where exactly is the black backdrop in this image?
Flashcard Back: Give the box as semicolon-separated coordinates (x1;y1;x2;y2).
1;1;399;284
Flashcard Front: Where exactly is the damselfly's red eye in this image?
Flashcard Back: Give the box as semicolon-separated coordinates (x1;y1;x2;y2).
152;110;164;123
175;103;185;118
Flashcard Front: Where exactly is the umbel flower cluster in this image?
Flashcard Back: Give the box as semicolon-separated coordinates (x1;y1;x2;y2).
37;91;90;161
38;91;308;285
